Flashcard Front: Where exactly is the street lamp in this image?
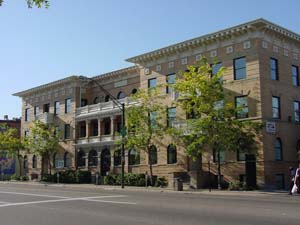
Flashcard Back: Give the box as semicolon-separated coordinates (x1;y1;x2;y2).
78;76;126;189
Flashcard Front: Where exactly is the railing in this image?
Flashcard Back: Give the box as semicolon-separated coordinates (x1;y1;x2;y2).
75;97;138;118
35;112;54;124
76;135;121;145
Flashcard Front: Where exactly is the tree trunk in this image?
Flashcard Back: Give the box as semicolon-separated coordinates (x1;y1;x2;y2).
148;151;154;186
48;152;52;175
16;151;22;176
217;148;222;190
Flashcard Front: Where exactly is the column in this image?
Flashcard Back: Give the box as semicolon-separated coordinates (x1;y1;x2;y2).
85;120;90;138
110;150;114;173
110;116;115;137
98;118;102;137
125;150;129;173
85;151;89;170
97;152;101;174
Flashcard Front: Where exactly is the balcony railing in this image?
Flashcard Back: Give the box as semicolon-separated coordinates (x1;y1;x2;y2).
75;97;138;119
35;112;54;124
76;135;121;146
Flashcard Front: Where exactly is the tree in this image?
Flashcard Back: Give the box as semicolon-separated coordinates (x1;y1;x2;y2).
0;0;49;8
24;120;59;175
0;125;24;176
171;58;262;189
123;87;167;186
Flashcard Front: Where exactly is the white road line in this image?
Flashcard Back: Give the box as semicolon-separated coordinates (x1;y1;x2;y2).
0;195;136;208
84;199;137;205
0;191;68;199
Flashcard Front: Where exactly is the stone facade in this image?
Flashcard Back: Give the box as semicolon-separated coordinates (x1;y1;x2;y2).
13;19;300;189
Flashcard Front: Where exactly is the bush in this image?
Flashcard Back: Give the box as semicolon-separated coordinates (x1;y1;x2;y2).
155;177;168;187
21;176;29;181
75;170;91;183
41;174;54;182
228;181;246;191
10;174;21;181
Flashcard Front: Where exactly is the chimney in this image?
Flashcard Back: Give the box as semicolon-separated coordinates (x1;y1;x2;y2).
4;115;8;120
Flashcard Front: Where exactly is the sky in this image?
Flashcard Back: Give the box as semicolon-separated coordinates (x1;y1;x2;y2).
1;0;300;119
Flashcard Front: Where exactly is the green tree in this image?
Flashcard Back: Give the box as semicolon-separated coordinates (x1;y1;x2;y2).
0;0;49;8
123;87;167;186
0;124;24;176
171;58;262;189
24;120;59;175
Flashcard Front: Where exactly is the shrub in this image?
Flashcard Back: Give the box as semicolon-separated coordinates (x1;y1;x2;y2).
21;175;29;181
155;176;168;187
41;174;53;182
228;181;246;191
75;170;91;183
10;174;21;181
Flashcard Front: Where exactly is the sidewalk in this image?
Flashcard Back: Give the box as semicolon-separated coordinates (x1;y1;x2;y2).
0;180;292;197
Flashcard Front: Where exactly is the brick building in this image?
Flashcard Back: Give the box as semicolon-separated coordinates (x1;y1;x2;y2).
14;19;300;189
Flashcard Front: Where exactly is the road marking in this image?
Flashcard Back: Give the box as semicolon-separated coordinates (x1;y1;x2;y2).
0;195;136;208
0;201;10;204
0;191;68;199
84;199;137;205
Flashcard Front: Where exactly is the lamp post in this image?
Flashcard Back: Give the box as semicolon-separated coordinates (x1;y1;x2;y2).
78;76;126;189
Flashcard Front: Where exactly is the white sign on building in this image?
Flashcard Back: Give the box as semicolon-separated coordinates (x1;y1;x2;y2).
266;121;276;134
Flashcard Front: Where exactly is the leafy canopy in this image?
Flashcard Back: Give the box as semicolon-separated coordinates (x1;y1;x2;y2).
0;0;49;8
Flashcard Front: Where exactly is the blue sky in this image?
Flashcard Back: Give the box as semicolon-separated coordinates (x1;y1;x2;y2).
1;0;300;118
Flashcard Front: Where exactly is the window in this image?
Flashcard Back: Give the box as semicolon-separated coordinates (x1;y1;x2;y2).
117;92;126;99
34;106;39;116
275;174;285;190
53;153;60;168
294;101;300;122
77;149;85;167
148;78;157;89
81;99;88;107
88;149;98;167
235;96;249;119
114;150;121;166
166;73;176;93
128;149;140;165
149;145;157;165
272;96;280;119
25;108;30;122
43;103;50;113
237;149;246;161
105;95;110;102
23;155;28;170
274;138;283;161
167;107;176;127
24;130;29;137
167;144;177;164
65;98;71;113
149;111;157;128
32;155;37;168
292;65;299;86
270;58;278;80
213;149;225;162
211;62;222;76
64;124;70;139
54;101;60;115
64;152;71;167
234;57;246;80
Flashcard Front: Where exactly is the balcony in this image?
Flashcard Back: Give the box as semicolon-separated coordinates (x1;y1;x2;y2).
76;135;121;146
35;112;54;124
75;97;138;120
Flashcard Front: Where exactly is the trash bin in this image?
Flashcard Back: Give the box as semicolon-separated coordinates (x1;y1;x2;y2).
173;178;183;191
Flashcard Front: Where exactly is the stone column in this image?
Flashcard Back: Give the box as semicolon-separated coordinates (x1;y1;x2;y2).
125;150;129;173
110;149;114;173
85;151;89;170
85;120;90;138
110;116;115;137
97;151;101;174
98;118;102;137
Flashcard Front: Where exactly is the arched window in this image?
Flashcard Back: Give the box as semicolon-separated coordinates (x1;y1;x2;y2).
275;138;283;161
167;144;177;164
117;91;126;99
77;149;85;167
114;150;121;166
88;149;98;167
149;145;157;165
128;149;140;165
32;155;37;168
53;153;60;168
64;152;71;167
23;155;28;169
131;89;137;95
105;95;110;102
93;97;100;104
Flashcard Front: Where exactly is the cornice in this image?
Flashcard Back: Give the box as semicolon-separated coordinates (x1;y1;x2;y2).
126;18;300;64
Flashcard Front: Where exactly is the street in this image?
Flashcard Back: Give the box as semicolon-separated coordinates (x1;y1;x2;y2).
0;183;299;225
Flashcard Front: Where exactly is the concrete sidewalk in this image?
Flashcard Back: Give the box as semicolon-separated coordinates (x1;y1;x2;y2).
0;180;293;197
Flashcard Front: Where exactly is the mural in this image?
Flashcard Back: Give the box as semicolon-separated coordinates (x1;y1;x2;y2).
0;155;15;175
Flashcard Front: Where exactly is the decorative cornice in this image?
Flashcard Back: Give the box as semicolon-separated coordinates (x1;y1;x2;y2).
13;76;79;97
126;18;300;64
91;66;138;81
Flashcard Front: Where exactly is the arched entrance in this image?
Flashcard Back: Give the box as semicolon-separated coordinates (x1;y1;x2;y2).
101;149;111;176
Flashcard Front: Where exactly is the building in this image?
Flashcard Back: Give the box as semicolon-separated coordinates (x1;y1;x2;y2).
14;18;300;189
0;116;21;177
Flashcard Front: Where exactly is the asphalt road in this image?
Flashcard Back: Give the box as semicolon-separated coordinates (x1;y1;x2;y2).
0;183;299;225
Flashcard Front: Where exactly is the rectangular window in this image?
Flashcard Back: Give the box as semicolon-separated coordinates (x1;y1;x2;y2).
234;57;246;80
294;101;300;122
270;58;278;80
54;101;60;115
272;96;280;119
213;149;225;162
211;62;222;76
235;96;249;119
43;103;50;113
65;98;71;113
25;108;30;122
167;107;176;127
149;111;157;128
292;65;299;86
148;78;157;89
24;130;29;137
64;124;70;139
34;106;39;116
237;150;246;161
166;73;176;93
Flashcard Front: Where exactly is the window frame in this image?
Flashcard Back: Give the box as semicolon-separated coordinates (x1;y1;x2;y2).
294;101;300;122
54;101;60;115
274;138;283;161
233;57;246;80
272;96;281;119
166;73;176;94
167;144;177;164
292;65;299;86
148;78;157;89
235;96;249;119
65;98;71;113
270;58;279;81
64;124;71;139
25;108;30;122
167;107;176;127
